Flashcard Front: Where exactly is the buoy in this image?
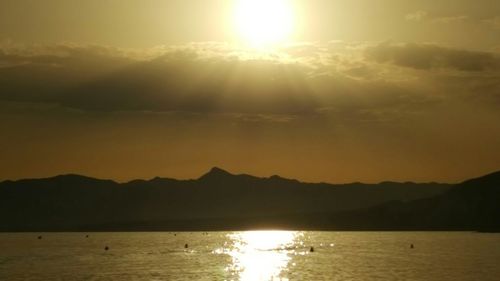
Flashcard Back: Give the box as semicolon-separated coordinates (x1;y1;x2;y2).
105;246;109;251
37;236;42;240
184;243;189;249
85;235;89;238
410;244;414;249
310;246;314;252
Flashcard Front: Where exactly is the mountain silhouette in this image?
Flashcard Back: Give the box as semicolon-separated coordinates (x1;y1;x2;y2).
1;168;497;231
328;170;500;231
198;167;239;181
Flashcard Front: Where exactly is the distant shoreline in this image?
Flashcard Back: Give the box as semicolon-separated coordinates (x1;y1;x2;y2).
2;168;499;233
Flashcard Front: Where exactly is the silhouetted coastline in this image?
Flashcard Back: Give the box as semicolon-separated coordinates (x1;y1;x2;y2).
1;168;498;232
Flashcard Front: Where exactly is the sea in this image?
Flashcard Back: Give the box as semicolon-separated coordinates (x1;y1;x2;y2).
1;231;499;281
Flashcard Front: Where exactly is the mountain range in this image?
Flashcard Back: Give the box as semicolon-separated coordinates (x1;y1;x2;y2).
0;168;498;231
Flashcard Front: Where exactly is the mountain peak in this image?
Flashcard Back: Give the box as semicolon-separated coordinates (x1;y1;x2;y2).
198;167;233;180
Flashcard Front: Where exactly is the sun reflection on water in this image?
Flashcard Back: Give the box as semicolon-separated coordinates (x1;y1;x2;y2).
223;231;299;281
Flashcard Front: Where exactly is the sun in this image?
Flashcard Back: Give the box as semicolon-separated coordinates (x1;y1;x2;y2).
234;0;295;49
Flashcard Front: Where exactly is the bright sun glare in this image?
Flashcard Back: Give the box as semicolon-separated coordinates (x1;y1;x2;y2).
234;0;295;49
227;231;297;281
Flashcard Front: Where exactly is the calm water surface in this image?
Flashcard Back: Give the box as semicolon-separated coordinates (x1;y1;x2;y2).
0;231;499;280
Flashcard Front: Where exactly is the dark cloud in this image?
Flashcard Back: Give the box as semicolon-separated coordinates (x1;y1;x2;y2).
64;55;317;114
0;42;499;119
0;44;318;115
366;43;500;72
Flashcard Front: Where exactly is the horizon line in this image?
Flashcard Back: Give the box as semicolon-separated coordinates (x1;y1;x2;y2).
2;166;499;186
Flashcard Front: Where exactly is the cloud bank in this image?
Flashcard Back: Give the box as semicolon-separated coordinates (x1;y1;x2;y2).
1;42;499;115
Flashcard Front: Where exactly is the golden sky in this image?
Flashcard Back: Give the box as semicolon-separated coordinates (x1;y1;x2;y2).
0;0;499;183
